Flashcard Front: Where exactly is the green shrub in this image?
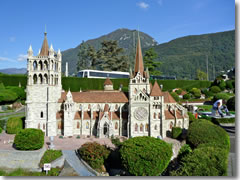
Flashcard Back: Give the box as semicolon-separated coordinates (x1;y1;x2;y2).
0;119;6;130
172;127;182;139
210;86;221;93
187;120;230;150
202;88;214;98
213;93;230;101
178;144;192;160
226;80;234;89
111;136;122;148
6;86;26;100
189;88;201;98
212;118;235;124
119;136;172;176
0;89;18;104
78;142;110;172
227;96;235;111
0;127;2;133
39;150;62;168
14;128;44;150
183;93;191;99
187;112;197;123
175;89;182;95
6;117;23;134
170;92;180;102
219;80;226;91
171;146;228;176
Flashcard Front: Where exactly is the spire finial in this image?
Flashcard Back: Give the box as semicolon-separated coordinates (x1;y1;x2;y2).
44;24;47;36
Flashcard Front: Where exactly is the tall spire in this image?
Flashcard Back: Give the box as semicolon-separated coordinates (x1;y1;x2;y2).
39;30;49;56
134;31;144;76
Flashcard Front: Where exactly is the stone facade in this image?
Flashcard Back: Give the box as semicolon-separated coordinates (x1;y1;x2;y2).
26;32;189;139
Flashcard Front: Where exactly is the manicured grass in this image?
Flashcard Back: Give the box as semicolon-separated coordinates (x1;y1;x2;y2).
197;105;212;111
0;168;61;176
39;150;63;168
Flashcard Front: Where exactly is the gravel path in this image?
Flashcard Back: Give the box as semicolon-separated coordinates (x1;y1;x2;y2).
62;150;95;176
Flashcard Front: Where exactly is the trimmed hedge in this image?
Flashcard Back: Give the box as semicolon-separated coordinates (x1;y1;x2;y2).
0;127;2;133
170;92;180;102
39;150;62;168
6;117;24;134
212;118;235;124
187;120;230;150
172;127;182;139
183;93;191;99
78;142;110;172
187;112;197;123
227;96;235;111
210;86;221;93
119;136;172;176
14;128;44;150
189;88;201;98
171;146;228;176
178;144;192;160
213;93;231;101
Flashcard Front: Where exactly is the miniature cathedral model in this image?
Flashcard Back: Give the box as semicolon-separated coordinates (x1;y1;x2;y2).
25;32;189;138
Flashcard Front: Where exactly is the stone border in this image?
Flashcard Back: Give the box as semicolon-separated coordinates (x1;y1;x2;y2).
51;155;65;168
220;123;235;127
74;150;108;176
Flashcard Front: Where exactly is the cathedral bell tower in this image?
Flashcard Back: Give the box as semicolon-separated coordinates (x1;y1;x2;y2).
25;31;62;136
128;32;150;138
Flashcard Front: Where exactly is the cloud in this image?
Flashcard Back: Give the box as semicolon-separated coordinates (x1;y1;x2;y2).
9;36;16;42
17;54;28;61
0;57;15;62
157;0;163;6
137;2;149;9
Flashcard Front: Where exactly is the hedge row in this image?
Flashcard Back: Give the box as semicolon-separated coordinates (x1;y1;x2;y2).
6;117;24;134
0;74;211;92
39;150;63;168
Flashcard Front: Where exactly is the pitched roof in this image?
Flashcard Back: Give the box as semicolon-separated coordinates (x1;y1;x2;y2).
150;81;163;96
163;92;176;103
134;36;144;76
39;32;49;56
165;109;186;120
104;78;113;85
58;91;128;103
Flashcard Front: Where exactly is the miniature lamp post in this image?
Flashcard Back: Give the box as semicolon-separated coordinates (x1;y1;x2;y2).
49;136;55;149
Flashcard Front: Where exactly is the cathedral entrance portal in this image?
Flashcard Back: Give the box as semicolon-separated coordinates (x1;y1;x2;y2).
103;122;109;137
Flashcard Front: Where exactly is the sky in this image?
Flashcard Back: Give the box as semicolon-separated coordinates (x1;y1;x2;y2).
0;0;235;69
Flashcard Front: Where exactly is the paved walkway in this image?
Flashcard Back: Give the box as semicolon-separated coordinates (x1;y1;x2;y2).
62;150;95;176
0;106;25;117
228;153;236;176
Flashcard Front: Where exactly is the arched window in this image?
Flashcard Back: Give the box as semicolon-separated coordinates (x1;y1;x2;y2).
51;60;54;70
33;61;37;70
140;124;143;132
39;74;43;84
115;104;118;110
158;113;161;119
38;123;40;129
86;122;89;129
135;123;138;132
40;111;43;118
170;122;173;129
153;113;156;119
43;123;45;130
33;74;37;84
44;74;48;84
51;75;53;85
134;88;137;94
77;122;80;129
39;61;43;70
44;60;48;70
145;124;148;131
154;124;158;130
115;122;118;130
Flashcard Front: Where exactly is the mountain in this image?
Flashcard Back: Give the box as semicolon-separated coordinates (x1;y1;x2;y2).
62;28;158;74
147;30;235;80
0;68;27;74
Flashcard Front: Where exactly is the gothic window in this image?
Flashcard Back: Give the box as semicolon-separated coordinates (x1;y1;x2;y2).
86;122;89;129
145;124;148;131
33;74;37;84
43;123;45;130
40;111;43;118
140;124;143;132
44;74;48;84
124;123;127;130
169;122;173;129
44;60;48;70
39;74;43;84
115;122;118;130
153;113;156;119
158;113;161;119
134;88;137;94
77;122;80;129
51;60;54;70
33;61;37;70
51;75;54;85
115;104;118;110
38;123;40;129
39;61;43;70
154;124;158;130
135;123;138;132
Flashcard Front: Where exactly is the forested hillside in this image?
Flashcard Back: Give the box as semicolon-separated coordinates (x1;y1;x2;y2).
147;30;235;80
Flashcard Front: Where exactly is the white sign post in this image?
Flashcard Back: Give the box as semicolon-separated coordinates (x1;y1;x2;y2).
44;163;51;175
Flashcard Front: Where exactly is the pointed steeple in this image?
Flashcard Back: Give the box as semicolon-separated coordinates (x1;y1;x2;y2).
134;31;144;76
150;80;163;96
39;31;49;56
28;45;33;57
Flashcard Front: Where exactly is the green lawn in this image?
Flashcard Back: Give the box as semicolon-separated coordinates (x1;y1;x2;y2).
0;168;61;176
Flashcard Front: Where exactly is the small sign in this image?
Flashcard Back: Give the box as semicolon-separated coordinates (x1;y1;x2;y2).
44;163;51;171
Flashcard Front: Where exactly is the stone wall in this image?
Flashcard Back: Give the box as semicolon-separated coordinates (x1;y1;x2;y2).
0;147;46;171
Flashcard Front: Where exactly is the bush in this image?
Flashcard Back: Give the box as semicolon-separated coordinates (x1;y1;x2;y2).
187;112;197;123
39;150;62;168
119;136;172;176
187;120;230;150
227;96;235;111
0;127;2;133
175;89;182;95
210;86;221;93
14;128;44;150
0;119;6;130
172;127;182;139
111;136;122;148
212;118;235;124
171;146;228;176
189;88;201;98
6;117;23;134
178;144;192;160
170;92;180;102
202;88;214;98
226;80;234;89
0;89;18;104
183;93;191;99
213;93;230;101
78;142;110;172
218;80;226;90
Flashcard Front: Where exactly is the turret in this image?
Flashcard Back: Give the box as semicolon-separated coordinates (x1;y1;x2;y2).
28;45;33;57
49;44;54;57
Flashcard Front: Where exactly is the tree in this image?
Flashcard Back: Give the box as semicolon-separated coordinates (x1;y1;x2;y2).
77;41;90;71
98;40;130;71
196;69;207;80
143;48;161;76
